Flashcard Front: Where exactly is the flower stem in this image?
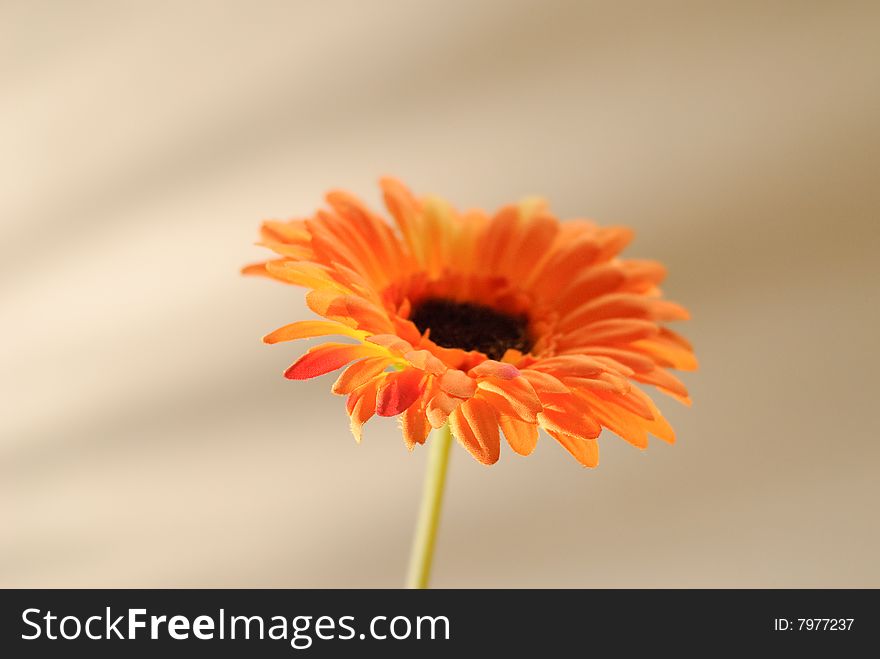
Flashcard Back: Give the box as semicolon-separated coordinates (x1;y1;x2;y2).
406;422;453;589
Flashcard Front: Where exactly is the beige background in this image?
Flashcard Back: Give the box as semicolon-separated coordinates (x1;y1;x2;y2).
2;0;879;587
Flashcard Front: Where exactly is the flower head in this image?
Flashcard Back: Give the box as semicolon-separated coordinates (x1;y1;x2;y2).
244;178;695;466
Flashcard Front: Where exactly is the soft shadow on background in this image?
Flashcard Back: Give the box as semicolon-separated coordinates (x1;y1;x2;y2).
2;0;878;587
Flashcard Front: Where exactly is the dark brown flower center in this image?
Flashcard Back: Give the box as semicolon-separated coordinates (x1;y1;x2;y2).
410;298;532;361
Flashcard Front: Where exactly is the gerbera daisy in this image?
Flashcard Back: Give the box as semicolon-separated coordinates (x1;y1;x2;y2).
243;178;695;469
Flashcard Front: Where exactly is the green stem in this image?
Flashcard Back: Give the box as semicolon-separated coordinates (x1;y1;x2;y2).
406;422;453;589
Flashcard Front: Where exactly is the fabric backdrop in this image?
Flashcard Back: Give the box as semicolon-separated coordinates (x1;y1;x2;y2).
2;0;878;587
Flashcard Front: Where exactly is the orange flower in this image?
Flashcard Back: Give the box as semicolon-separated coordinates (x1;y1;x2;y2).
244;178;695;467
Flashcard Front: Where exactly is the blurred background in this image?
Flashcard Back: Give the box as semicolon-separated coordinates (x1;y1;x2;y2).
2;0;879;587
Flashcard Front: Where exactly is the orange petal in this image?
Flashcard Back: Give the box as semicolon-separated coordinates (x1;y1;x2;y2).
477;376;542;421
392;316;423;346
528;234;603;295
588;388;653;419
264;320;365;344
260;219;310;245
241;261;271;277
325;260;383;300
538;406;602;441
404;349;447;375
424;343;478;370
258;241;313;259
325;295;395;333
657;326;694;351
307;214;382;284
630;337;699;371
562;372;631;396
376;368;425;416
642;412;675;444
265;261;345;291
325;190;410;277
449;397;501;465
506;210;559;282
580;354;635;377
468;360;520;380
304;289;355;327
366;333;414;355
621;387;677;443
401;397;431;449
632;368;690;401
347;379;379;442
578;394;649;448
556;262;626;313
545;429;600;467
479;204;520;275
439;369;477;398
618;259;668;292
499;415;538;456
331;357;391;395
520;369;569;394
595;226;635;261
420;197;457;277
284;343;380;380
476;390;531;422
560;294;690;332
380;177;424;263
556;318;659;348
568;346;656;373
426;390;465;428
530;355;607;378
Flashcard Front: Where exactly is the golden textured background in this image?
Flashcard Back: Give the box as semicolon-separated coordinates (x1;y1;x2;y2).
3;0;879;587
